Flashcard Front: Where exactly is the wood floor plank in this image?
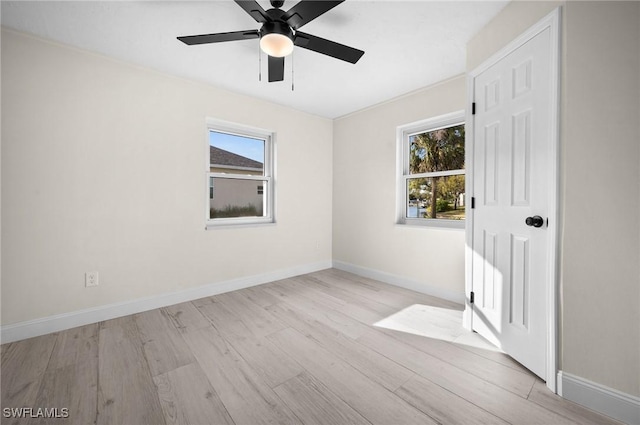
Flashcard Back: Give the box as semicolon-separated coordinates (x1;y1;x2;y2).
274;372;373;425
181;325;299;425
282;276;399;327
452;332;532;373
164;301;214;332
396;374;510;425
288;275;350;311
264;281;370;339
194;294;253;338
316;269;463;310
267;327;439;425
310;270;442;313
225;332;304;389
356;328;579;425
194;292;305;388
47;323;99;370
154;362;235;425
378;326;536;398
0;333;58;424
25;324;99;425
306;271;390;306
269;278;353;317
293;276;400;324
266;301;415;392
98;316;132;330
30;359;98;425
527;379;623;425
134;308;195;376
374;301;466;341
241;284;283;308
214;290;288;338
202;299;303;385
97;316;165;425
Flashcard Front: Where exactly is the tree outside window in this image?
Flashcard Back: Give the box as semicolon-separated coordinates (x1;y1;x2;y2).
398;111;465;228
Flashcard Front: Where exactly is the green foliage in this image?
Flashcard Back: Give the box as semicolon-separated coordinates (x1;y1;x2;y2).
409;124;465;174
425;199;451;216
210;204;259;218
439;175;465;209
436;199;451;212
408;178;430;202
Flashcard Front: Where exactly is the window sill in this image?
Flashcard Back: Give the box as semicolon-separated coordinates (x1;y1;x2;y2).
396;219;465;230
206;218;276;230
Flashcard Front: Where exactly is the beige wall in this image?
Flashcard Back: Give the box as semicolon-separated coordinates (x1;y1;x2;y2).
469;1;640;398
333;76;467;299
562;1;639;398
1;29;333;325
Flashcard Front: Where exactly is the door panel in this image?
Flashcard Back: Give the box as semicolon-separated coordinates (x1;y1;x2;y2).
483;123;500;206
510;234;529;329
511;110;531;206
471;28;552;379
482;230;498;310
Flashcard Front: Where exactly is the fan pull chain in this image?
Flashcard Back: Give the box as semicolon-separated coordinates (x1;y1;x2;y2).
258;43;262;82
291;50;295;91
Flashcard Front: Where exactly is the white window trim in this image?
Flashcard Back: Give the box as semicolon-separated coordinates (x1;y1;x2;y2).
209;164;264;173
396;110;465;229
205;118;276;228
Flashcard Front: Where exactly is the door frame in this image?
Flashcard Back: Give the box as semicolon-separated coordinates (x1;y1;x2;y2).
463;7;562;393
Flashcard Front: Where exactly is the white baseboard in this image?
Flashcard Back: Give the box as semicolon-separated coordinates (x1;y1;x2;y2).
332;260;465;305
558;371;640;425
1;261;332;344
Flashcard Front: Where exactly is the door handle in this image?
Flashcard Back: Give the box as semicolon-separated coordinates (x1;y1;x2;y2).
525;215;545;228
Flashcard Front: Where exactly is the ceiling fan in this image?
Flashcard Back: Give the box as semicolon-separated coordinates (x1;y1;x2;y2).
177;0;365;82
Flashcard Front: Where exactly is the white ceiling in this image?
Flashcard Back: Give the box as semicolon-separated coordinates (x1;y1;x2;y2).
1;1;508;118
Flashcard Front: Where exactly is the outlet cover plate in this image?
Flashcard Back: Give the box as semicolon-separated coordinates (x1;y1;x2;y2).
85;271;99;287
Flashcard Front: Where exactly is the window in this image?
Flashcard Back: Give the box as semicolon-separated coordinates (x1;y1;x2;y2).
397;111;465;228
207;119;275;227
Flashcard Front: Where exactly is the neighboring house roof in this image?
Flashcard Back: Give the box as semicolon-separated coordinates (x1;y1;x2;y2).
210;145;262;169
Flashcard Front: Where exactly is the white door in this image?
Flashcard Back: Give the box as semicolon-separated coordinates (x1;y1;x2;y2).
470;27;554;379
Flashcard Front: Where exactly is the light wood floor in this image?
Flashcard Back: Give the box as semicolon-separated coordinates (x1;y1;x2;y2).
1;269;620;425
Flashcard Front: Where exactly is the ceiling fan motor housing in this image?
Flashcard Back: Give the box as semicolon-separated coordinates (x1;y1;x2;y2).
260;21;293;41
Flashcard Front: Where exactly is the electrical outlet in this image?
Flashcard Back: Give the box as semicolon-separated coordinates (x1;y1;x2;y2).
85;271;99;287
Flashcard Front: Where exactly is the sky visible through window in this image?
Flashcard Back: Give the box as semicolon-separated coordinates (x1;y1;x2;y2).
209;131;264;164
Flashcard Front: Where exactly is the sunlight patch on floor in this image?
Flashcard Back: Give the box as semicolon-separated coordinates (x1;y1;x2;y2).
373;304;503;353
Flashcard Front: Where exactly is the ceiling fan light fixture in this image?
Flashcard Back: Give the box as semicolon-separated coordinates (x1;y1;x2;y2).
260;22;294;57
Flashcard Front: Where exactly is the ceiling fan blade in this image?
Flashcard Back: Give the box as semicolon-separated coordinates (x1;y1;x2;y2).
177;30;260;45
294;31;364;64
268;56;285;82
283;0;344;30
234;0;269;23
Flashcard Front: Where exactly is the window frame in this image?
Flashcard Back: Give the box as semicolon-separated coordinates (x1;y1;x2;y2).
396;110;466;229
206;118;276;228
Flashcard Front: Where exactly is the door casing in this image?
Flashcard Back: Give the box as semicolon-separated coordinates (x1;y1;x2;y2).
463;7;561;393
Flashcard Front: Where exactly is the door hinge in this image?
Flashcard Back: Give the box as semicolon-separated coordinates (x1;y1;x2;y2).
471;197;475;209
472;102;476;115
470;291;475;304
